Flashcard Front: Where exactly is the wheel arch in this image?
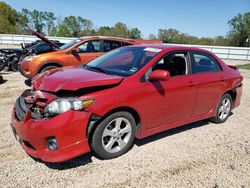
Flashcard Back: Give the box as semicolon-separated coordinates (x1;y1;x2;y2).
87;106;141;142
224;89;237;104
38;62;63;73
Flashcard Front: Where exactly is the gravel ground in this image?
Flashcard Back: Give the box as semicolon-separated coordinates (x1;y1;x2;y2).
0;65;250;188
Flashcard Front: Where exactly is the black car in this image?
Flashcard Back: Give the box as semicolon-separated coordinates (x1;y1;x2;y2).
21;40;62;49
1;29;65;72
0;48;24;71
23;41;65;55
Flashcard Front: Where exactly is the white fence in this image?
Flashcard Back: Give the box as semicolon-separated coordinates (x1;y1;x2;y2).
0;34;75;45
0;34;250;61
165;43;250;61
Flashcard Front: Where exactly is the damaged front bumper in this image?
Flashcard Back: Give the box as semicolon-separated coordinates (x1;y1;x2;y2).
10;94;92;162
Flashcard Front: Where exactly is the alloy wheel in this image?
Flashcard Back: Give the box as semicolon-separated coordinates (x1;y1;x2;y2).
101;117;132;153
218;98;231;120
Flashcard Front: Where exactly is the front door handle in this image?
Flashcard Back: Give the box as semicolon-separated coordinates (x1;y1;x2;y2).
188;81;196;87
220;76;225;82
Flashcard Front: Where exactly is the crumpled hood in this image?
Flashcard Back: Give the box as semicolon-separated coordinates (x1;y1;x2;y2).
32;66;124;92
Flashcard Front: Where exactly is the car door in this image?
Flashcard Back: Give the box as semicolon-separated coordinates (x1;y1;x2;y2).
67;40;104;64
189;51;225;117
140;51;197;129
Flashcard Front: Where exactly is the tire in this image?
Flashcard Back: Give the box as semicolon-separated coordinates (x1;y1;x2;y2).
40;65;59;73
0;61;5;71
91;111;136;159
10;58;19;72
210;93;232;123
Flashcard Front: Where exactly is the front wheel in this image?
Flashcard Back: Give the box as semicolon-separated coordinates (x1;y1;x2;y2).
91;111;136;159
10;57;19;72
211;93;232;123
40;65;59;73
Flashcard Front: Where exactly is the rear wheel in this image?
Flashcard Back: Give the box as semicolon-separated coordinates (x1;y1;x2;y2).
211;93;232;123
91;111;136;159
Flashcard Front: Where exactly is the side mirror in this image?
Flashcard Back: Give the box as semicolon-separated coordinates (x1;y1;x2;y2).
149;70;170;81
70;47;79;54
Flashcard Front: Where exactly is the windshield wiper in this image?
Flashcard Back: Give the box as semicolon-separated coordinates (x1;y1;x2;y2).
86;65;112;75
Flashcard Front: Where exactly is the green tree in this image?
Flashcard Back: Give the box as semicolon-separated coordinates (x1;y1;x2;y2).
21;9;56;34
56;23;71;37
96;26;113;36
213;36;231;46
63;16;81;37
158;28;181;43
78;17;94;36
0;2;19;33
44;11;56;35
228;12;250;47
113;22;129;38
49;25;58;36
16;12;29;34
21;9;46;33
129;28;141;39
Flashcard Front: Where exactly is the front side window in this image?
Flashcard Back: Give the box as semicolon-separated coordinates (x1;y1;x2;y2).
85;47;161;77
77;40;101;53
152;52;188;77
191;51;222;73
59;39;80;50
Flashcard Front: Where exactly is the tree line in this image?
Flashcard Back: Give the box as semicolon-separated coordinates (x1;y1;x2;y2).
0;2;249;47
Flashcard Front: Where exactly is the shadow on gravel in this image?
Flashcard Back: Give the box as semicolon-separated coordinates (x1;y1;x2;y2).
0;75;7;84
32;116;234;170
135;119;210;146
31;152;94;170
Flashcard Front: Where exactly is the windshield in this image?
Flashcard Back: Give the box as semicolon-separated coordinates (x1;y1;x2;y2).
59;39;80;50
85;46;161;77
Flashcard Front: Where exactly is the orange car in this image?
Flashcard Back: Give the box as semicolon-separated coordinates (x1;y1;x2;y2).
19;33;161;78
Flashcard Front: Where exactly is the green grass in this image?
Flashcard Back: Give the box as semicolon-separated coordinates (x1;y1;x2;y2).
236;64;250;70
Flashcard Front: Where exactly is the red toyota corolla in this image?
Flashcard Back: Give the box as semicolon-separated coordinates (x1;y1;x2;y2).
11;45;243;162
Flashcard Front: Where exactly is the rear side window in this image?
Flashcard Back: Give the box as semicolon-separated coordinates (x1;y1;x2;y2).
103;40;122;52
122;42;133;46
191;51;222;73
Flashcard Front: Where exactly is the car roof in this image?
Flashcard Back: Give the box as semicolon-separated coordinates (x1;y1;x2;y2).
127;44;210;53
78;36;161;44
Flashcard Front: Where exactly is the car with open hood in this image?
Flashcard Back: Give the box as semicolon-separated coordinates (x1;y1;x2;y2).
18;32;161;78
0;30;65;72
11;44;243;162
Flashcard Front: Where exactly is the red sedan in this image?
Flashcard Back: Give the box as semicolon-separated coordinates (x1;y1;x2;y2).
11;45;243;162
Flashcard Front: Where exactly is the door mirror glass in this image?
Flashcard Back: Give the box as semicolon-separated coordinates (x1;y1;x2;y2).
149;70;170;81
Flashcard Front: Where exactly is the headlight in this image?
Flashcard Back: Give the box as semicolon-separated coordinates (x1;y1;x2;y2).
44;98;94;116
23;54;37;61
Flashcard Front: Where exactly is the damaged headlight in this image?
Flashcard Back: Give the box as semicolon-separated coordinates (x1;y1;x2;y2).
44;98;94;116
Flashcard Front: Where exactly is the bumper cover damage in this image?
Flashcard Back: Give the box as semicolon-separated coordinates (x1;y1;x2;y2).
11;90;92;162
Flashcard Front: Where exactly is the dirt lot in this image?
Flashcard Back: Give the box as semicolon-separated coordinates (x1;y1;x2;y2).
0;66;250;188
